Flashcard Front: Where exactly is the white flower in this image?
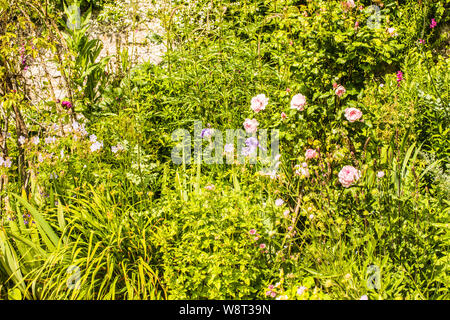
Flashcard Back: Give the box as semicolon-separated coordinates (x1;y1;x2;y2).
90;141;103;152
32;136;40;145
18;136;26;145
5;159;12;167
45;136;56;144
275;198;284;207
297;286;307;296
89;134;97;143
387;27;398;37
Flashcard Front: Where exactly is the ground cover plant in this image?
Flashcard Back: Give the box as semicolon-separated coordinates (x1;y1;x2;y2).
0;0;449;300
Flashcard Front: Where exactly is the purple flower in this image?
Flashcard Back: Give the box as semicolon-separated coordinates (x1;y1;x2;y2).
201;128;212;138
224;143;234;153
396;71;403;86
245;137;259;148
430;18;437;29
61;101;72;109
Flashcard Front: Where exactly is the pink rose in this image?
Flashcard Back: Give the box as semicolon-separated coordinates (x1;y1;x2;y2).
305;149;318;160
290;93;307;111
344;107;362;122
251;94;269;113
338;165;361;188
335;85;346;97
243;118;259;133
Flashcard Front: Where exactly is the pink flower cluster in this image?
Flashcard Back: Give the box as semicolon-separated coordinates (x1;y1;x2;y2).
265;284;277;298
305;149;318;160
342;0;356;11
396;70;404;86
430;18;437;29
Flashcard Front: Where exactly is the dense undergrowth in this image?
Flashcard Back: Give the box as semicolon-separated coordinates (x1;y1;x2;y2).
0;0;449;300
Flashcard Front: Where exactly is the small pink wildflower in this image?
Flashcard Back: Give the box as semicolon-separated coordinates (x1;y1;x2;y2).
377;171;385;178
396;70;404;86
430;18;437;29
260;243;266;249
205;184;215;191
281;112;287;120
249;229;256;235
387;27;398;37
335;85;346;97
61;101;72;109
